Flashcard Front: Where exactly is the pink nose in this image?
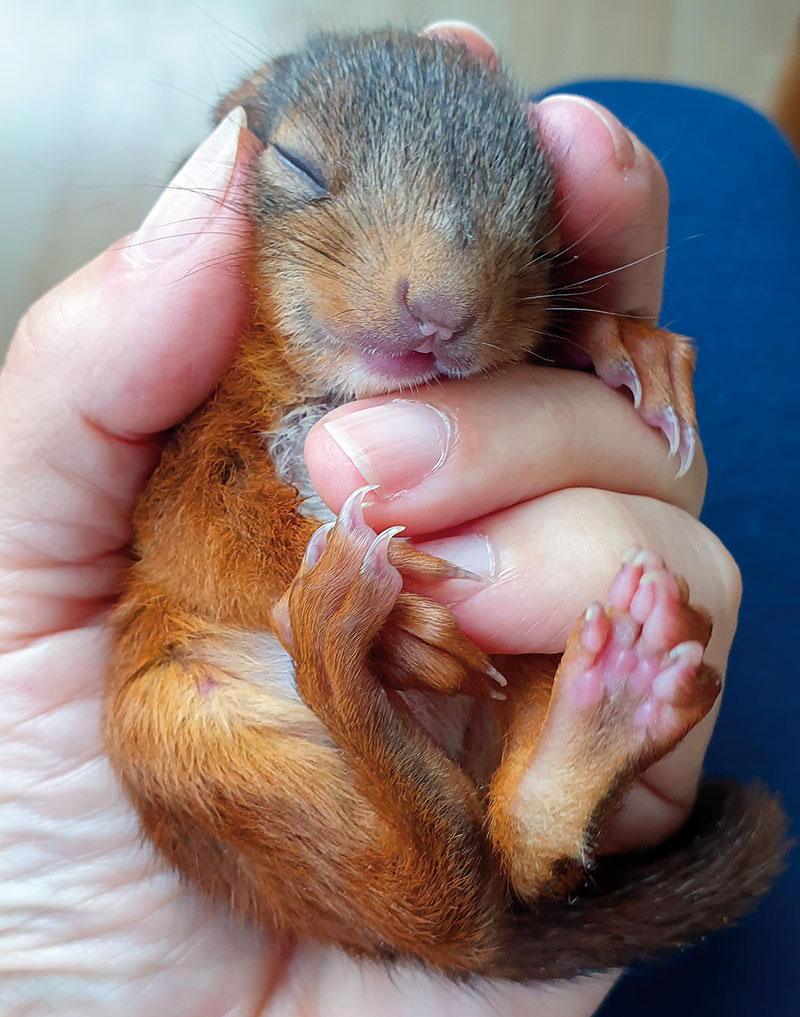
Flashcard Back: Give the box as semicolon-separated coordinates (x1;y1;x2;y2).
404;291;475;352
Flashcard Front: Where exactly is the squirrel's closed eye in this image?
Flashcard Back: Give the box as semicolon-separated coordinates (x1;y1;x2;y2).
272;142;328;196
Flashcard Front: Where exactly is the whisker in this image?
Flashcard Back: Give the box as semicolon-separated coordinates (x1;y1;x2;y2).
180;253;251;280
549;244;672;289
113;229;252;253
325;308;373;322
546;306;653;319
518;282;609;302
148;80;216;111
197;7;274;66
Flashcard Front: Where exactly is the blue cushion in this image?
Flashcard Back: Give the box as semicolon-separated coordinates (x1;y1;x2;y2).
538;81;799;1016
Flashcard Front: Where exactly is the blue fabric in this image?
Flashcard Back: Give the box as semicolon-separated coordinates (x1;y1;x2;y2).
538;81;799;1016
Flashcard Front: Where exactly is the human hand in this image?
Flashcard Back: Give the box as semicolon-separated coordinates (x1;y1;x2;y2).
0;23;737;1017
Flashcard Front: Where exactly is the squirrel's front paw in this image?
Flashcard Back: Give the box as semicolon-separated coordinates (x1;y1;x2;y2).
273;485;402;653
271;486;403;720
273;487;505;703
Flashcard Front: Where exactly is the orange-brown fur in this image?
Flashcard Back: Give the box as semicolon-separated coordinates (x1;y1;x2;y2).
105;30;788;982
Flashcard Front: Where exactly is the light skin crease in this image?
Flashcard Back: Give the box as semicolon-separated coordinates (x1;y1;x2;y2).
0;22;741;1017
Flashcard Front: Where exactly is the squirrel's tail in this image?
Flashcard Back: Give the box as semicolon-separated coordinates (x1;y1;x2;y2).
486;780;790;982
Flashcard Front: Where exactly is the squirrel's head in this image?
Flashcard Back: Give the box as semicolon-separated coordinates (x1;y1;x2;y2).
218;30;557;398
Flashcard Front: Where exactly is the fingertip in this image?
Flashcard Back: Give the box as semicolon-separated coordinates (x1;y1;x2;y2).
537;94;637;172
94;112;261;436
421;20;499;70
83;233;250;439
533;93;669;319
304;415;371;513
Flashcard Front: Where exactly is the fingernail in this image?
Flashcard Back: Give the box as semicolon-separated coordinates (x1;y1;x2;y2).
414;533;496;603
323;400;453;493
539;94;637;171
422;19;498;51
124;107;246;267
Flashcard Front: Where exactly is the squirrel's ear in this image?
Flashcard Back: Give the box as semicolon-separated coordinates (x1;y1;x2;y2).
421;21;499;71
214;55;299;141
214;66;270;137
215;65;268;128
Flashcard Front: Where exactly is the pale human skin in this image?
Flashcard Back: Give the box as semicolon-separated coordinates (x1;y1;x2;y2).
0;22;741;1017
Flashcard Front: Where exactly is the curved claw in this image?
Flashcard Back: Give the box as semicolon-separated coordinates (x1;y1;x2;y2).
676;423;697;478
485;662;507;687
439;562;483;582
599;358;642;409
621;360;643;410
660;405;681;458
644;403;680;458
361;526;405;600
335;484;380;535
361;526;406;574
302;521;334;569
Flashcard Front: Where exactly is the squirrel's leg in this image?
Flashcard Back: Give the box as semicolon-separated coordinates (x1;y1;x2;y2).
488;550;720;901
273;487;506;969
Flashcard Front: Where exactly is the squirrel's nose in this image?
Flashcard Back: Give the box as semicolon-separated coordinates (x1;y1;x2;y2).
400;285;476;351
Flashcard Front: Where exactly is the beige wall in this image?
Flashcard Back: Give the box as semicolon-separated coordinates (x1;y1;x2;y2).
1;0;796;348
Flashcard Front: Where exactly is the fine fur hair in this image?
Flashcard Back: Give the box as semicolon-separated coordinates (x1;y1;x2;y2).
104;29;789;982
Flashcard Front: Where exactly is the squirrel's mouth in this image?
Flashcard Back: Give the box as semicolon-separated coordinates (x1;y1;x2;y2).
315;320;479;390
356;346;440;382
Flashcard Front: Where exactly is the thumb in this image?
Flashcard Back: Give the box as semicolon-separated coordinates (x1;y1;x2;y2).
0;108;258;647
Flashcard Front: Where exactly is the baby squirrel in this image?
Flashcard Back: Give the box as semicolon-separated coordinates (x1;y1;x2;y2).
105;30;788;981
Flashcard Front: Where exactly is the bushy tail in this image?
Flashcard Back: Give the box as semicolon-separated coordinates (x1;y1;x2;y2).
487;780;791;982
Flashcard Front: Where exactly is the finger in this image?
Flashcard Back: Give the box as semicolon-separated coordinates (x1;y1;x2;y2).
0;109;258;645
411;488;739;661
421;20;499;70
533;94;669;320
415;489;741;824
304;365;707;536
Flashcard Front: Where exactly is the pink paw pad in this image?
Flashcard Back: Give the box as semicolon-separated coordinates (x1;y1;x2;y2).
567;554;719;745
607;548;664;612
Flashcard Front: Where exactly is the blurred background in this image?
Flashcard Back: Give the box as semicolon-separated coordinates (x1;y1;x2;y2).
1;0;797;349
